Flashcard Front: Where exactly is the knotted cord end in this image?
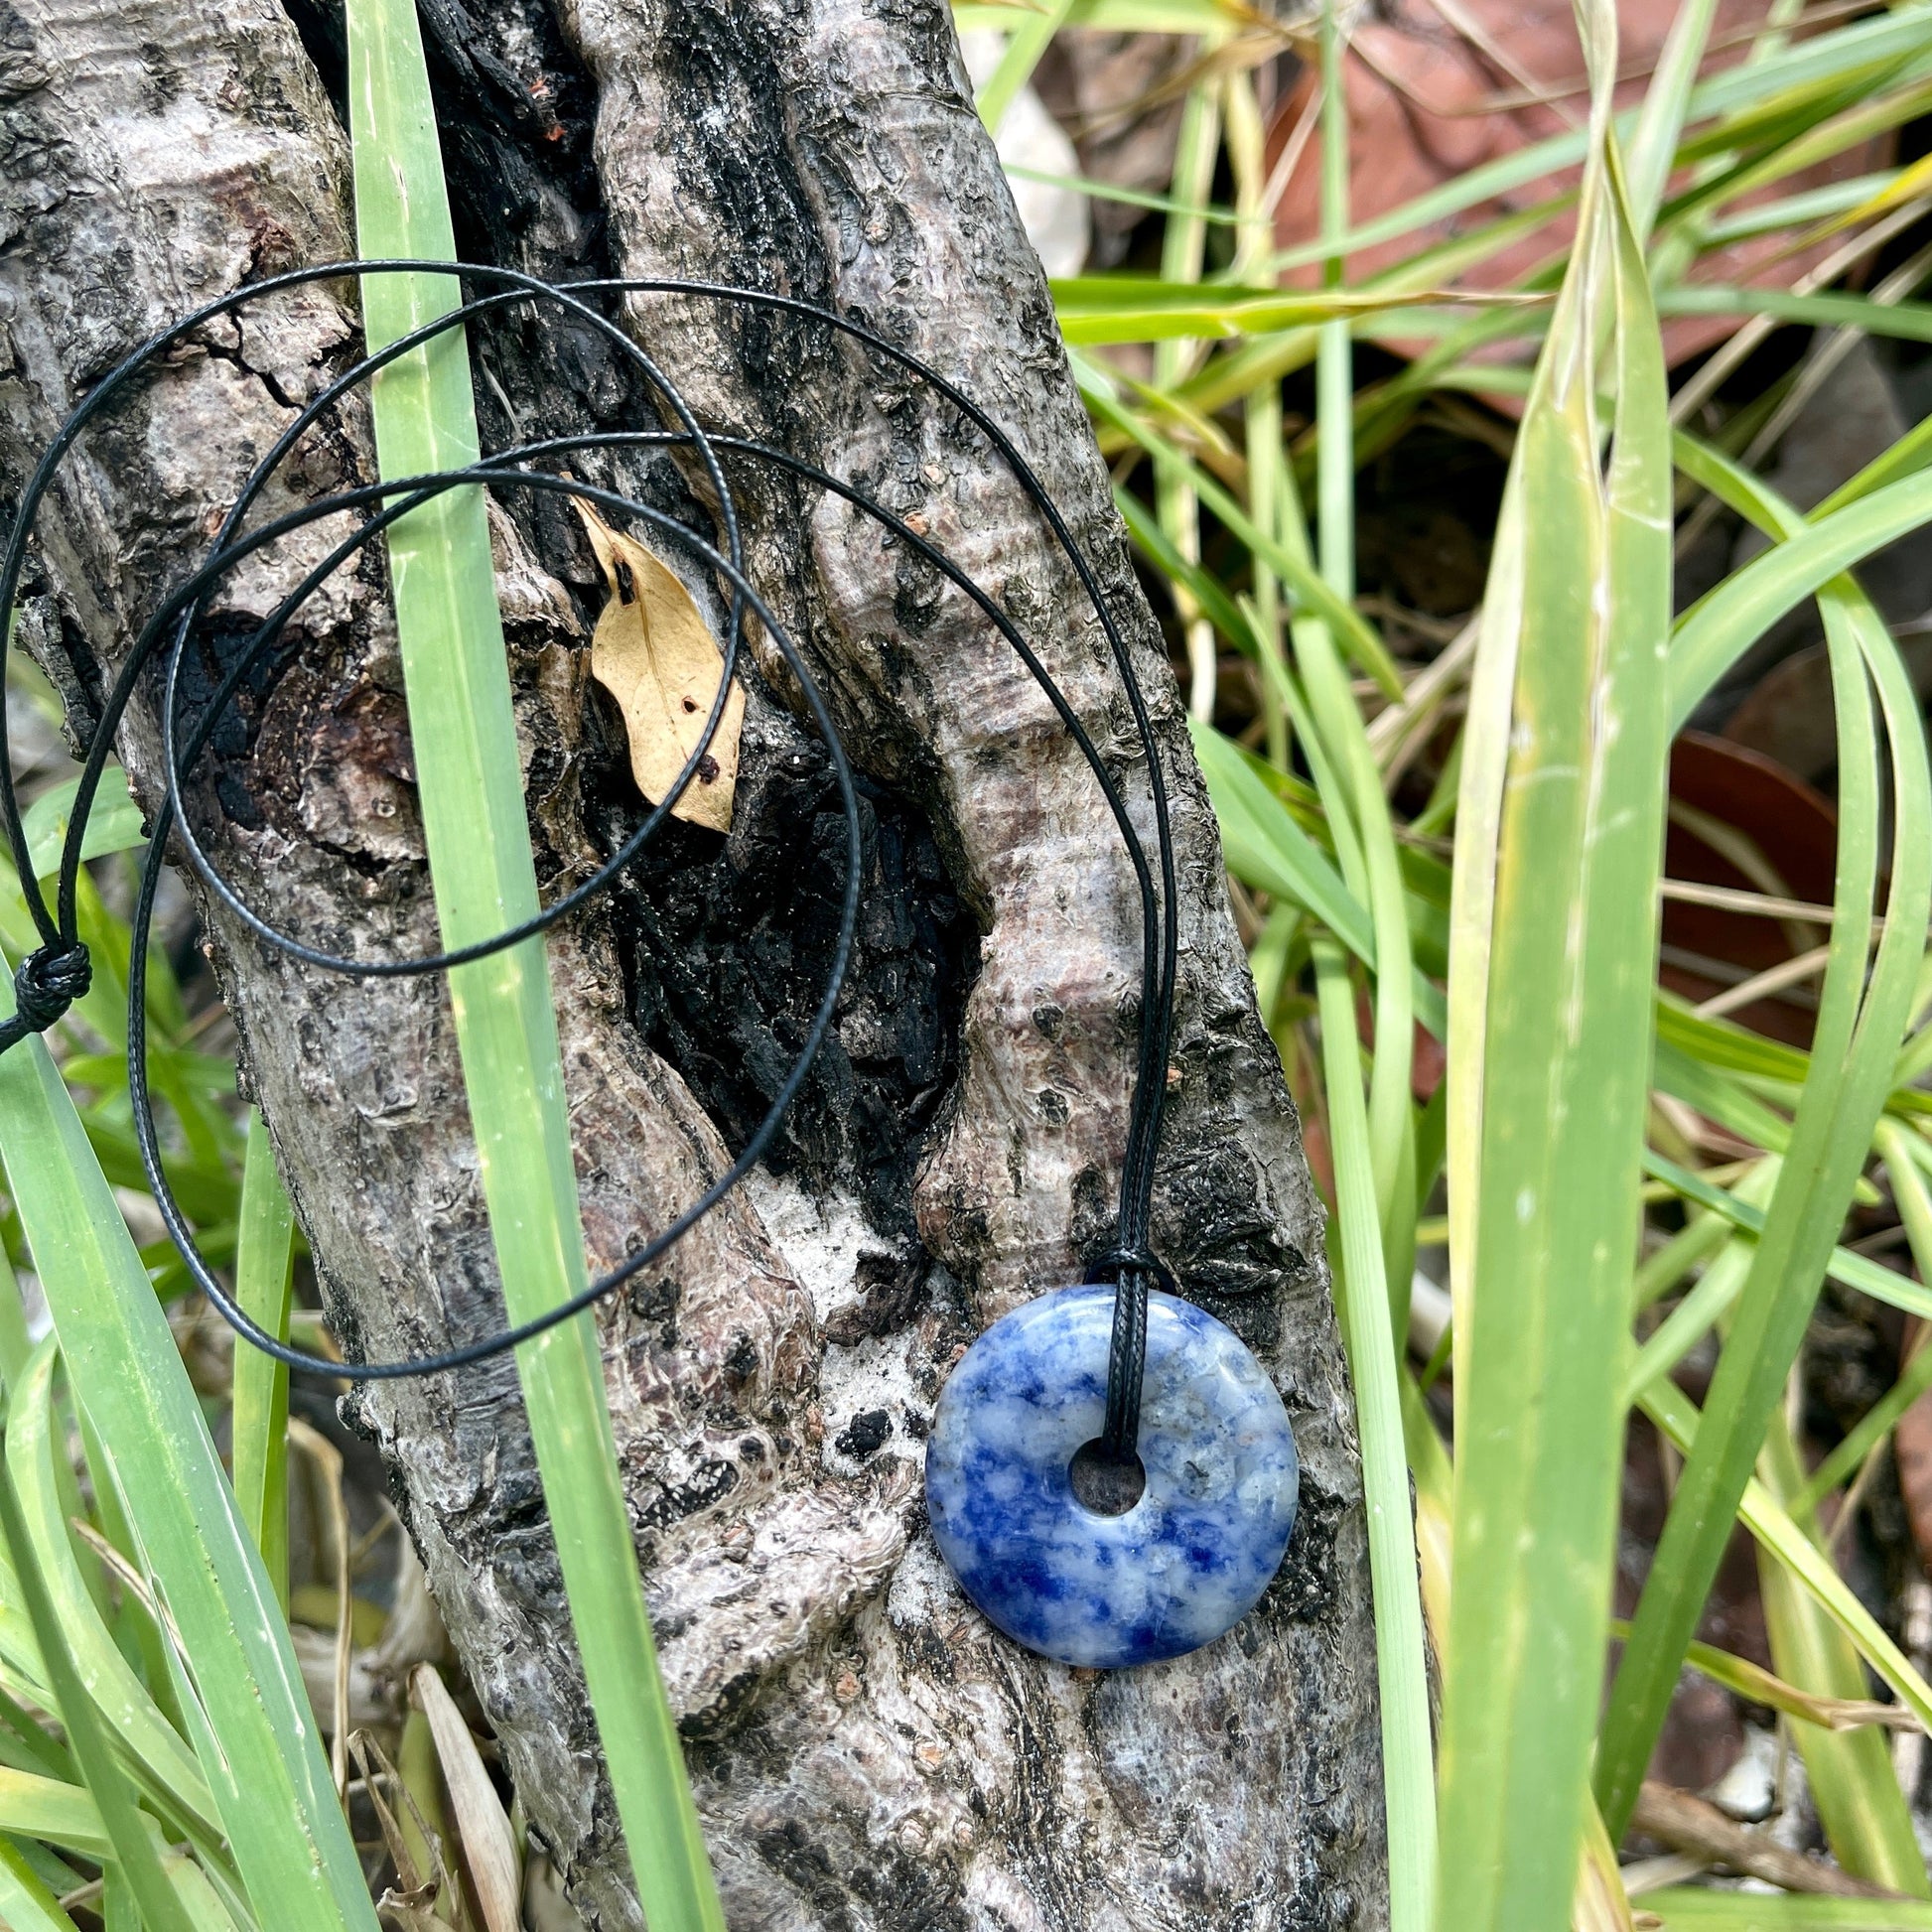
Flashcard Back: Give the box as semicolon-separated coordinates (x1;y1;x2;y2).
1085;1244;1176;1460
1083;1244;1178;1299
9;940;91;1039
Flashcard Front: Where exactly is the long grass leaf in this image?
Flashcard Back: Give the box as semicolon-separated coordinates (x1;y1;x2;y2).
19;769;144;880
1246;9;1932;281
0;1835;79;1932
1189;724;1452;1037
1756;1408;1929;1895
1797;1119;1932;1508
1640;1894;1932;1929
1434;0;1674;1892
1093;390;1404;692
970;0;1076;133
1669;469;1932;728
1638;1378;1932;1732
229;1113;294;1612
5;1349;213;1840
1642;1149;1932;1320
1152;77;1223;719
1052;280;1537;342
1313;939;1435;1931
1306;0;1418;1341
1658;285;1932;342
0;1768;111;1862
0;1385;196;1932
1624;1170;1776;1400
345;3;722;1923
1598;438;1932;1840
1625;0;1722;237
0;957;372;1928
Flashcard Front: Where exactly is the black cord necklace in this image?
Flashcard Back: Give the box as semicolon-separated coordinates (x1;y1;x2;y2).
0;264;1297;1669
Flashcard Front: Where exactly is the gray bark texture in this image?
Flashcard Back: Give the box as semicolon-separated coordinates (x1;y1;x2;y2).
0;0;1385;1925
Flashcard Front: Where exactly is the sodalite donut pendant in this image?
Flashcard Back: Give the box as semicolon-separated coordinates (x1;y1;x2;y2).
924;1284;1298;1669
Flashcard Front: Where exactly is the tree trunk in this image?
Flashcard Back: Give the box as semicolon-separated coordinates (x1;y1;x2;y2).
0;0;1386;1925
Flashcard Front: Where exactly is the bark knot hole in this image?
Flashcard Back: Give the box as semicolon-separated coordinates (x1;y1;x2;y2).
1068;1439;1147;1517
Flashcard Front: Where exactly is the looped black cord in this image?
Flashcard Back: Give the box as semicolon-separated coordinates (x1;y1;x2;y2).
4;942;92;1043
0;263;1179;1451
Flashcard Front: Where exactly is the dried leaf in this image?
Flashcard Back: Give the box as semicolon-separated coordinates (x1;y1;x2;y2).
350;1728;470;1931
412;1664;520;1932
376;1890;453;1932
574;498;742;833
289;1417;352;1800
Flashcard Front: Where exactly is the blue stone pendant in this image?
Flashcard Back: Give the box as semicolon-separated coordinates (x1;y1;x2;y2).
924;1284;1299;1669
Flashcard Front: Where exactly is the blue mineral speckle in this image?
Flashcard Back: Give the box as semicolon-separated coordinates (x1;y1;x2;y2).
924;1284;1299;1669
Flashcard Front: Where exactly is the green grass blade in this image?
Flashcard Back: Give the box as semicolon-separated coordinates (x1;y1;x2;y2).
1799;1324;1932;1512
1246;8;1932;282
1305;0;1417;1340
1797;1118;1932;1508
1174;207;1566;415
1188;724;1451;1038
1756;1408;1929;1895
0;1383;196;1932
1641;1148;1932;1322
971;0;1076;133
0;958;373;1929
5;1348;214;1841
1313;940;1436;1932
1669;468;1932;728
0;1768;111;1862
1624;1170;1776;1401
1638;1377;1932;1731
229;1113;294;1612
1006;163;1243;226
1667;1627;1897;1729
1817;410;1932;515
1641;1893;1932;1929
345;2;722;1923
1598;440;1932;1842
1093;390;1404;693
0;1691;75;1787
0;1237;31;1396
1434;0;1674;1892
953;0;1246;27
20;768;144;880
1227;68;1290;769
0;1835;79;1932
1658;284;1932;342
1699;169;1902;241
1625;0;1721;237
1652;1040;1794;1155
1152;77;1221;719
1631;1198;1734;1311
1051;280;1532;343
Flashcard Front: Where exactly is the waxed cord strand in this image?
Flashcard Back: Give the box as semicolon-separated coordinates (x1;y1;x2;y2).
0;265;1175;1456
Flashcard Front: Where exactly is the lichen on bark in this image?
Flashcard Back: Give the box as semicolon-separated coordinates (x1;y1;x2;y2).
0;0;1386;1925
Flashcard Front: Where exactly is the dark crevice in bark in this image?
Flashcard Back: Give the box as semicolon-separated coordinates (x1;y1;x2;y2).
589;715;978;1235
270;0;977;1251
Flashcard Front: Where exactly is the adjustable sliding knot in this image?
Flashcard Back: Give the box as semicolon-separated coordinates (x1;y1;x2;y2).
11;940;91;1035
1084;1244;1176;1460
1082;1244;1178;1299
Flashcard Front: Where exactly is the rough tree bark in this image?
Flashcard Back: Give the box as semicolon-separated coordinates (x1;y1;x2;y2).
0;0;1385;1926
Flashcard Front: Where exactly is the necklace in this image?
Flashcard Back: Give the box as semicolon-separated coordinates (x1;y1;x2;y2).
0;262;1299;1669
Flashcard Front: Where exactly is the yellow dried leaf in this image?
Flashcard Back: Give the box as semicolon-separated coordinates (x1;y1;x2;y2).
574;498;743;833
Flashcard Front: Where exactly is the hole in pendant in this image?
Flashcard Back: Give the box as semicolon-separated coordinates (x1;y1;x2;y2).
1068;1438;1147;1516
